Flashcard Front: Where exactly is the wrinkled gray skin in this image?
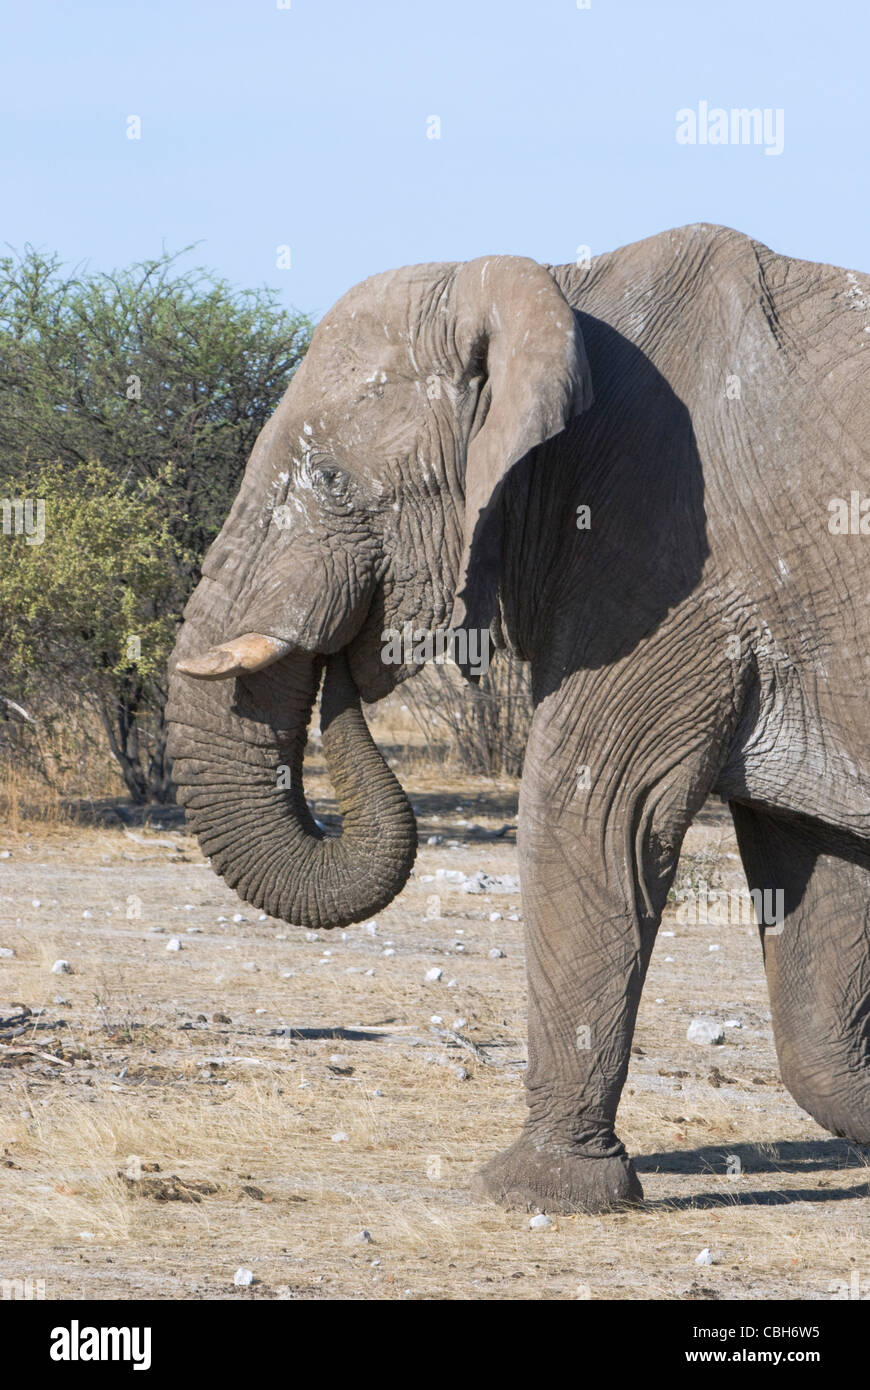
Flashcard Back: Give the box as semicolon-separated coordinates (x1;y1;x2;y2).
167;225;870;1214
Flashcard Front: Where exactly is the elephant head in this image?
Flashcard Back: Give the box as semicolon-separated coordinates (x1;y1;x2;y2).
166;255;593;929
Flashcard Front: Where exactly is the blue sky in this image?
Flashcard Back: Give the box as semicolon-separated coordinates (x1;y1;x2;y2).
2;0;867;319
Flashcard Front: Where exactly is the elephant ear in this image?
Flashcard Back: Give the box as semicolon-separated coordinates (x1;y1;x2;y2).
449;256;593;657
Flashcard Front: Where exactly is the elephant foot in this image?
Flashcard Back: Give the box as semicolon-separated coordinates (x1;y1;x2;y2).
473;1134;644;1214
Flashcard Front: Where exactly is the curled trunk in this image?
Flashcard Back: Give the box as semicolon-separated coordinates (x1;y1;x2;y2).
166;648;417;929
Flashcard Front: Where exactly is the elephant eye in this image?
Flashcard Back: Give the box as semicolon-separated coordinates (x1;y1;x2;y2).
311;464;349;497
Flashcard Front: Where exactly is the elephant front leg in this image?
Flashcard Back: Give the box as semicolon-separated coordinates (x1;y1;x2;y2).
475;707;719;1213
731;804;870;1144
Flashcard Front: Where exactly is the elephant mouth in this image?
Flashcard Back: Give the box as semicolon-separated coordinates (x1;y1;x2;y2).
167;642;418;930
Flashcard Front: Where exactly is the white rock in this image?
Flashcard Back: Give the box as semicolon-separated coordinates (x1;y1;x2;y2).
331;1131;349;1143
424;967;443;982
687;1017;725;1045
436;869;467;884
53;995;70;1005
489;912;502;922
81;911;93;919
242;961;258;972
724;1019;742;1028
0;850;11;859
383;947;396;957
0;947;14;958
695;1247;716;1266
258;914;268;921
51;959;72;975
488;947;505;959
452;1017;467;1029
661;930;675;937
362;921;378;934
427;835;442;845
352;1229;373;1244
665;955;674;962
233;1267;255;1286
709;944;720;952
166;938;182;952
430;1015;443;1024
529;1214;553;1230
462;871;520;895
31;899;41;908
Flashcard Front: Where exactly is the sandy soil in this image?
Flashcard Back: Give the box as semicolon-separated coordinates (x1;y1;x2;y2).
1;756;868;1301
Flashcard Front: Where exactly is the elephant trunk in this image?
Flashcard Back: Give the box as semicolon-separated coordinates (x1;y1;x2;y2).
166;647;417;929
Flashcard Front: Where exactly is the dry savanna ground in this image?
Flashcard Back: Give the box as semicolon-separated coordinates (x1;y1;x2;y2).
1;712;868;1301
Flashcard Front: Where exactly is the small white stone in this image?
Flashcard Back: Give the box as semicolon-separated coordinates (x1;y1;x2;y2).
695;1247;716;1266
424;967;443;982
709;944;720;952
430;1015;443;1025
233;1267;255;1286
258;914;268;921
51;959;72;975
352;1229;373;1244
661;930;675;937
31;899;41;908
488;912;502;922
453;1065;469;1080
427;835;442;845
53;995;70;1005
529;1214;553;1231
383;947;396;957
488;947;505;959
687;1017;725;1045
255;1007;267;1015
166;938;182;952
665;955;674;962
232;913;245;923
242;961;258;972
81;910;93;919
331;1131;349;1143
0;850;11;859
724;1019;742;1028
0;946;14;958
452;1017;467;1029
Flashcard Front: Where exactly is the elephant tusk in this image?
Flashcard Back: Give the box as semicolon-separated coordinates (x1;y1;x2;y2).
175;632;293;680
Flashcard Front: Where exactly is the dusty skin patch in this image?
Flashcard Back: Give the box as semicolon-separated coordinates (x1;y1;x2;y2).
0;740;868;1300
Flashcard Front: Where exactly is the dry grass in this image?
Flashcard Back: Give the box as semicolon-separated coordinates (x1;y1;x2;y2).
1;752;868;1300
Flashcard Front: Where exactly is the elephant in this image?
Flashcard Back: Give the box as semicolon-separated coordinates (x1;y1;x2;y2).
166;223;870;1214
